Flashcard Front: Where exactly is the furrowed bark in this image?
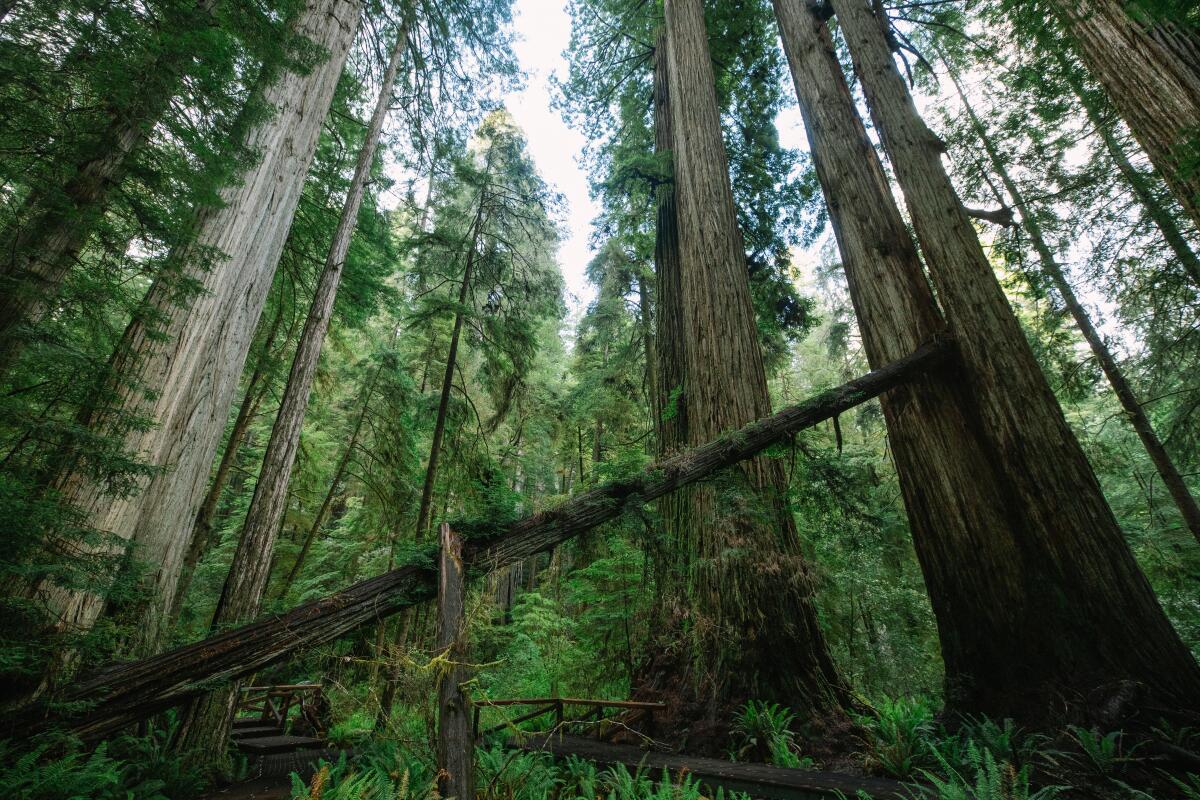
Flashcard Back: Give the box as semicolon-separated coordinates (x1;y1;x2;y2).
948;61;1200;545
772;0;1037;718
171;307;283;621
174;20;410;761
831;0;1200;716
662;0;849;716
16;340;948;743
1049;0;1200;231
23;0;364;671
0;0;219;376
1051;47;1200;288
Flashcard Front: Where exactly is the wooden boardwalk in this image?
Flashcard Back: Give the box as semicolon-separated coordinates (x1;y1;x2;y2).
510;734;911;800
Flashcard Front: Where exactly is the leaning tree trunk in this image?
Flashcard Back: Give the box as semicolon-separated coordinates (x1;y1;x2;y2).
23;0;362;684
771;0;1050;718
948;62;1200;545
0;0;219;376
174;21;408;762
1049;0;1200;231
1051;47;1200;288
830;0;1200;717
660;0;849;720
11;341;947;745
170;303;284;620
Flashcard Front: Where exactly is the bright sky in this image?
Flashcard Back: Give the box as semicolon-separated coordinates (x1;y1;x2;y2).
502;0;817;316
503;0;600;313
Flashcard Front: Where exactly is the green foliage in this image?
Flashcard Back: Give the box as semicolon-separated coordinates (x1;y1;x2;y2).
858;697;936;780
730;701;812;768
917;743;1062;800
0;720;206;800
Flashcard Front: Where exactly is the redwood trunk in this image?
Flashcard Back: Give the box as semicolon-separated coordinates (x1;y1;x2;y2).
831;0;1200;716
174;21;408;760
1050;0;1200;231
1053;48;1200;288
17;342;946;743
948;64;1200;545
171;307;283;619
18;0;362;687
661;0;848;716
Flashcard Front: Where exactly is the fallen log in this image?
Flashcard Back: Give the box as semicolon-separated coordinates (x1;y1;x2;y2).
11;338;950;741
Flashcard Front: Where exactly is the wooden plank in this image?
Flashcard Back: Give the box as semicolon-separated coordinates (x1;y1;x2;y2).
230;725;283;739
510;734;908;800
474;697;667;711
436;524;474;800
234;735;325;756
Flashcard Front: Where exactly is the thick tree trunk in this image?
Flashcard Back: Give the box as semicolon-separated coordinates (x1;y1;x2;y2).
24;0;362;678
1050;0;1200;231
13;340;947;744
949;64;1200;545
170;307;283;620
661;0;848;717
1052;48;1200;287
173;22;408;762
831;0;1200;716
0;0;219;375
773;0;1043;716
435;524;474;800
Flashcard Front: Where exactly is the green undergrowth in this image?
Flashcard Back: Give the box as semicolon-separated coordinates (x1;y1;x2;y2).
290;742;756;800
0;713;206;800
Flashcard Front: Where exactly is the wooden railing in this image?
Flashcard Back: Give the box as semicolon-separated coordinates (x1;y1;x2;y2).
236;683;329;736
471;697;666;741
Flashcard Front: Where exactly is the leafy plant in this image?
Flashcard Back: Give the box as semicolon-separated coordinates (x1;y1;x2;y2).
1067;726;1135;776
859;697;935;779
731;700;805;766
918;743;1061;800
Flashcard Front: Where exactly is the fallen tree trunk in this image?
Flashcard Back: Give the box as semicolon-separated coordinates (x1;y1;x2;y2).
11;339;949;742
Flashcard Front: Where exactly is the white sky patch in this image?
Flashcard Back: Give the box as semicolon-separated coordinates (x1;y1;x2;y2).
504;0;600;316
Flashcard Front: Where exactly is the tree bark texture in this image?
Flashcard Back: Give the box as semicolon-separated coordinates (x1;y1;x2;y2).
949;63;1200;545
17;340;948;743
1050;0;1200;231
26;0;362;668
173;22;407;760
436;524;474;800
830;0;1200;715
660;0;848;715
1052;47;1200;288
171;307;283;620
0;0;220;375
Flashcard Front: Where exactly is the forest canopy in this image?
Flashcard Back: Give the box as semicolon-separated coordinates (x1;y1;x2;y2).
0;1;1199;799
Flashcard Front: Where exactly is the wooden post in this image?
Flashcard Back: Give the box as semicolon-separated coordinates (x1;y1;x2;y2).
436;523;474;800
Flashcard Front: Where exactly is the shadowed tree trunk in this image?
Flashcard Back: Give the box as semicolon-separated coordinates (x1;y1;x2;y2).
12;341;947;744
14;0;362;701
947;61;1200;545
1049;0;1200;231
173;18;409;763
830;0;1200;717
658;0;849;722
0;0;220;376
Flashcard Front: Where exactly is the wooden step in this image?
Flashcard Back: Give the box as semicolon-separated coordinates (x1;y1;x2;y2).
232;717;270;729
230;725;282;739
235;735;326;756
